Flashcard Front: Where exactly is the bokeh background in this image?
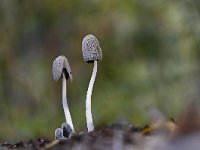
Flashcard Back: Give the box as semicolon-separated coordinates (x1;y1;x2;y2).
0;0;200;142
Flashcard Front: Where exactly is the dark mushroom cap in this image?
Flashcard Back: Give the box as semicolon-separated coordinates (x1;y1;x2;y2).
52;55;73;81
82;34;102;63
62;122;73;138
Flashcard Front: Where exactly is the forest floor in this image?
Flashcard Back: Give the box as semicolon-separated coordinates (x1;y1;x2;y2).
1;103;200;150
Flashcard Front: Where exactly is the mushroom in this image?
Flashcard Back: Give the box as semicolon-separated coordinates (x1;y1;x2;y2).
61;122;73;138
55;122;73;140
52;55;75;135
82;34;102;132
55;128;64;140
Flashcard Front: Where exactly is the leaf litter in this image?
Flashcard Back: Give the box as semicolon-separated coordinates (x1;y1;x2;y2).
1;102;200;150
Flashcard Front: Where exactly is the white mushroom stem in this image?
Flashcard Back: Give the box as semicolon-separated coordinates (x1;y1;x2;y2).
62;73;74;132
86;60;97;132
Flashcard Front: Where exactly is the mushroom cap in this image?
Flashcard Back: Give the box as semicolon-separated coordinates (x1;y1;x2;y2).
62;122;73;138
52;55;73;81
55;128;64;140
82;34;102;63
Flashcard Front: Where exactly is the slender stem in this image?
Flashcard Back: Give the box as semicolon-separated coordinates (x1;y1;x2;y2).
62;73;74;132
86;60;97;132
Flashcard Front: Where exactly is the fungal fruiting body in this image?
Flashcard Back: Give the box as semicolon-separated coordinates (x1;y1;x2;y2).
52;55;74;138
55;128;64;140
61;122;73;138
82;34;102;132
55;123;73;140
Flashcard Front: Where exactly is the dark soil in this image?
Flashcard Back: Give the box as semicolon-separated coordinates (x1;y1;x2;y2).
0;123;149;150
1;103;200;150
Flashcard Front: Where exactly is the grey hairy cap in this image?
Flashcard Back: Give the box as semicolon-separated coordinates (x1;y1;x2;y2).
52;55;73;81
62;122;73;138
82;34;102;63
55;128;64;140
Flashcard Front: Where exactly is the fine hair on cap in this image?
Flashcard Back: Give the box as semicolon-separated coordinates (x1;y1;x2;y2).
82;34;102;63
52;55;73;81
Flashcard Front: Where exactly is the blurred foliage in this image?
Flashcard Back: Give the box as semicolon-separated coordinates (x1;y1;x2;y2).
0;0;200;142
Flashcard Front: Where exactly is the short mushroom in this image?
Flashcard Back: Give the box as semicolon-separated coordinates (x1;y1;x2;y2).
55;123;73;140
61;122;73;138
82;34;102;132
52;55;75;136
55;128;64;140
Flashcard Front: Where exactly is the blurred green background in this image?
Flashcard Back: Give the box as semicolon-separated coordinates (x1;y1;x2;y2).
0;0;200;142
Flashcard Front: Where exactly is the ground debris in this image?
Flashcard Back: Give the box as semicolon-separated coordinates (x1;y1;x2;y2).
1;103;200;150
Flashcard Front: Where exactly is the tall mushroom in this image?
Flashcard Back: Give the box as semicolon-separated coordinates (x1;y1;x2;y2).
82;34;102;132
52;55;74;134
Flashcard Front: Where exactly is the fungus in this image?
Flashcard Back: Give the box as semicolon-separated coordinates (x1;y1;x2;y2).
55;122;73;140
52;55;74;136
82;34;102;132
62;122;73;138
55;128;64;140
